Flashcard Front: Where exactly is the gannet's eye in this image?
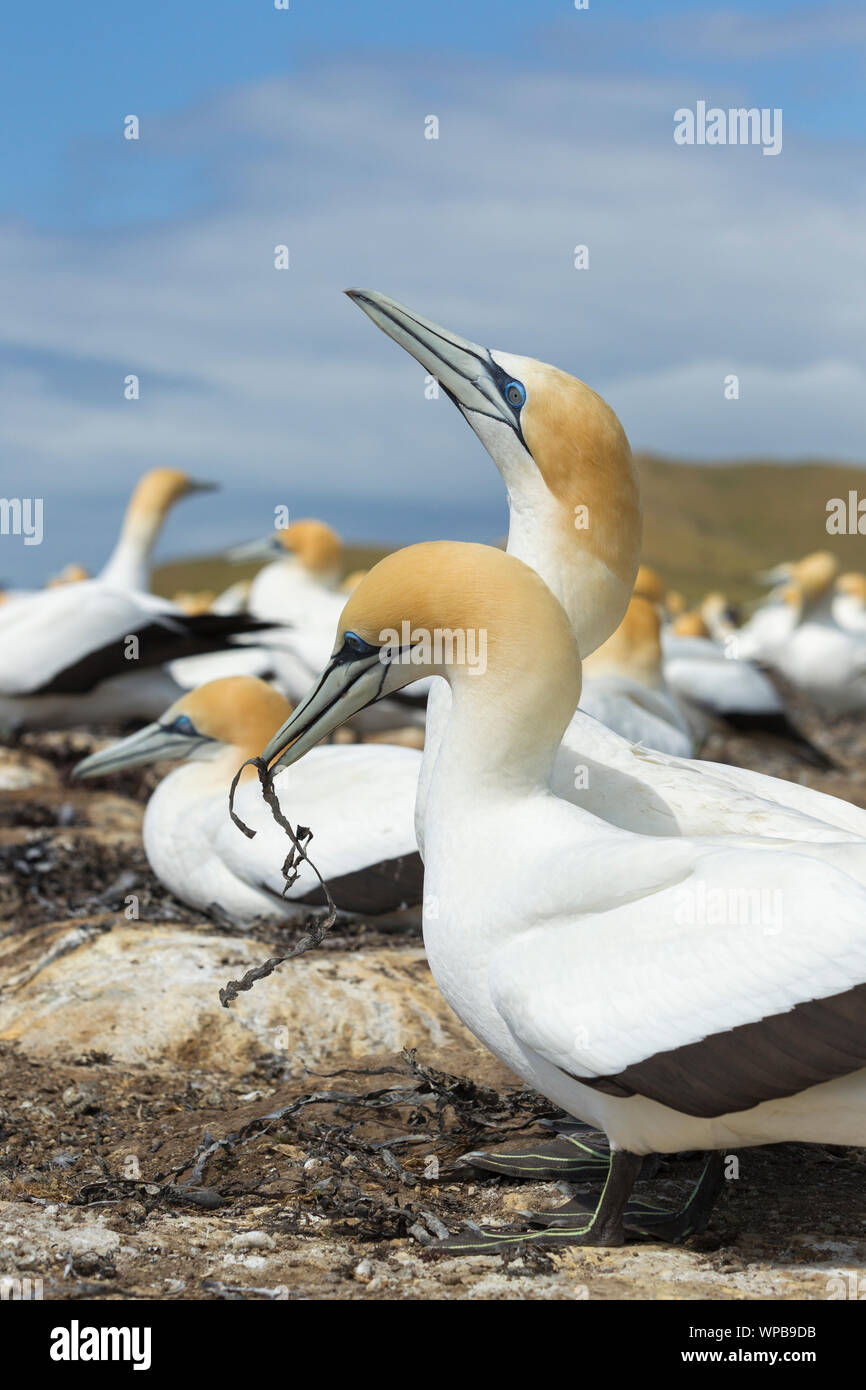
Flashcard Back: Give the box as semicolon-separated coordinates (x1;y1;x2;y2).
505;380;526;409
344;631;368;654
170;714;196;736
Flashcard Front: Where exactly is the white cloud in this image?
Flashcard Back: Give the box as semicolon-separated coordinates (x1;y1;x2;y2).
1;53;864;578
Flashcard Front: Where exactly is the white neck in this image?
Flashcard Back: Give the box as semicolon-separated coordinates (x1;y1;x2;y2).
464;412;631;659
100;513;163;592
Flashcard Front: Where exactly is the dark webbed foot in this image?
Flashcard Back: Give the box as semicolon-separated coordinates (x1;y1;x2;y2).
432;1150;644;1252
456;1122;660;1182
432;1151;726;1253
456;1127;612;1182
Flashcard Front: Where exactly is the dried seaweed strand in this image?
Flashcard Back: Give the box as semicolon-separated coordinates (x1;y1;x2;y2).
219;757;337;1007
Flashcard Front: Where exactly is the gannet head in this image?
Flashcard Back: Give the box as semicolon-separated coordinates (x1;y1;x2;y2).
172;589;217;615
791;550;839;601
583;594;663;689
671;611;710;639
128;467;217;522
836;572;866;602
73;676;291;779
261;541;579;776
229;518;342;579
340;568;369;594
700;591;740;636
346;289;641;657
47;562;91;587
632;564;666;605
758;550;838;601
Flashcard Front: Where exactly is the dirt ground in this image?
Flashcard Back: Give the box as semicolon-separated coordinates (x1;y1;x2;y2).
1;715;865;1302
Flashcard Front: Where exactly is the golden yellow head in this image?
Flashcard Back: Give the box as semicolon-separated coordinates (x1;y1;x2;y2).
340;567;370;594
276;519;342;575
47;562;90;587
583;594;662;686
671;610;710;638
790;550;839;599
172;589;216;615
339;540;578;676
344;290;641;655
128;467;212;521
166;676;292;753
836;571;866;601
632;563;666;604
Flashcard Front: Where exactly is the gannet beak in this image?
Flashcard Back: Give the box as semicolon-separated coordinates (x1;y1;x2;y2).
227;536;283;564
345;288;523;434
756;564;791;586
72;721;210;778
261;642;398;777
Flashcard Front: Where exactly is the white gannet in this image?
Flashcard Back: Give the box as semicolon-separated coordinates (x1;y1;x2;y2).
99;467;218;593
345;287;641;846
230;518;428;729
73;675;423;923
234;518;343;623
346;289;865;845
662;610;834;770
259;542;866;1247
833;573;866;634
0;577;272;732
580;595;694;756
741;552;866;717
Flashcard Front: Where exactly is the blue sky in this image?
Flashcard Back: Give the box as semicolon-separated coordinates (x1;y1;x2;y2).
2;1;865;581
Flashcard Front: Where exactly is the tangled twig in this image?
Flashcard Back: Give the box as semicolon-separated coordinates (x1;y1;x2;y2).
219;757;337;1007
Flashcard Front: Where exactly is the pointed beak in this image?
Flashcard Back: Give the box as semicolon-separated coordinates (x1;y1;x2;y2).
261;648;396;778
345;288;522;433
72;722;203;778
756;564;792;586
227;535;283;564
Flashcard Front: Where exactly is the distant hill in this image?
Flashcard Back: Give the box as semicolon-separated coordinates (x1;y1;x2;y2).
153;457;866;606
636;455;866;603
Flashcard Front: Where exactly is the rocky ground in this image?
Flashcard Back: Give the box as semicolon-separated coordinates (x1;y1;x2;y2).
1;718;865;1302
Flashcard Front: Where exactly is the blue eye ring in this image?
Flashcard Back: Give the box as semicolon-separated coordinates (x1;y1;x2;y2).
343;631;368;654
504;380;526;409
170;714;196;735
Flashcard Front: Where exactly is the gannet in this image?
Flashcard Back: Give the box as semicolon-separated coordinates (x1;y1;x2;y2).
99;467;217;593
48;563;91;587
632;564;667;607
346;289;863;843
234;518;343;623
741;553;866;716
231;518;428;729
834;573;866;634
74;675;423;923
260;542;866;1246
0;579;272;732
346;287;640;845
580;596;694;756
662;612;834;769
